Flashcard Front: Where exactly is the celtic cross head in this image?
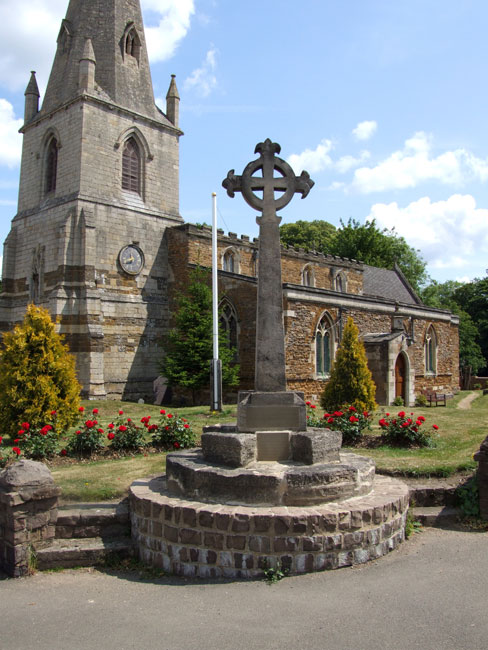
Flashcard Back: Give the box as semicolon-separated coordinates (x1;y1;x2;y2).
222;139;314;215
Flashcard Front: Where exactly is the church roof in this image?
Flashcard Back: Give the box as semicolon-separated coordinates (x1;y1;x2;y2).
362;265;421;305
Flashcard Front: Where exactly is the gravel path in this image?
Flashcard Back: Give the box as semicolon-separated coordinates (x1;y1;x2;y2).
457;391;478;409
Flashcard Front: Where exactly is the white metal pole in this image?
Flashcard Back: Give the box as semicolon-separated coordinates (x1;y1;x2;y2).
212;192;219;360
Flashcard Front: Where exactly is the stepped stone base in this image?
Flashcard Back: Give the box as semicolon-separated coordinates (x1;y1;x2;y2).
36;537;134;570
130;474;408;579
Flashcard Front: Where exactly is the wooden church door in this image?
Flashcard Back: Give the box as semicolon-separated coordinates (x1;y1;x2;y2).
395;354;406;402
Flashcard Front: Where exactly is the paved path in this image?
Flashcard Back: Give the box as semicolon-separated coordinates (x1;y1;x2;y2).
457;391;478;409
1;527;487;650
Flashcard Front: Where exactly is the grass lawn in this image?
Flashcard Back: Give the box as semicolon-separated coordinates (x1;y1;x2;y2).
47;391;487;502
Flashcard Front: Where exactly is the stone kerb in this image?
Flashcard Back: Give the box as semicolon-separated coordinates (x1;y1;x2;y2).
129;474;408;579
0;460;61;577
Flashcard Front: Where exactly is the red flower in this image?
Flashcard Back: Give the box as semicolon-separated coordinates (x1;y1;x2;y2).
167;414;173;419
0;436;3;444
14;438;20;443
107;432;115;440
348;406;356;412
92;408;99;415
108;423;114;429
119;425;127;432
386;413;390;416
398;411;406;418
12;447;21;456
22;422;30;430
85;420;94;428
418;416;425;422
97;428;104;434
60;449;67;456
119;410;124;415
306;401;311;406
18;429;25;436
432;424;439;430
165;426;170;431
127;418;132;422
76;430;81;436
78;406;85;413
310;404;316;409
349;416;359;423
184;424;190;429
327;417;335;424
363;412;369;417
160;409;166;415
173;442;180;449
93;420;98;426
182;418;187;422
51;410;57;416
333;411;343;417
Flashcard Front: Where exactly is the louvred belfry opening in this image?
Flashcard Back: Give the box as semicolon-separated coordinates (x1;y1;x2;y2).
122;137;140;193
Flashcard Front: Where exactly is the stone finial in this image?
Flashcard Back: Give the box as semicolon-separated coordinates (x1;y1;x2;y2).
166;75;180;127
79;38;96;92
24;71;40;123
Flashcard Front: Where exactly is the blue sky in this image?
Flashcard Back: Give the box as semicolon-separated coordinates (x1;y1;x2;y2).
1;0;488;284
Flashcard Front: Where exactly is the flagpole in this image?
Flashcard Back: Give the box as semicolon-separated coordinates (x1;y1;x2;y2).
211;192;222;411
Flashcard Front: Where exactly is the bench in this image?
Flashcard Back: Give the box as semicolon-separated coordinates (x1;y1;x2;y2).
422;391;447;407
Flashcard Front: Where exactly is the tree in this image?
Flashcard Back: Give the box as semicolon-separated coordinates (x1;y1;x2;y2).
320;317;377;412
421;280;486;376
452;276;488;375
161;267;240;404
280;218;428;292
280;219;336;252
0;304;81;438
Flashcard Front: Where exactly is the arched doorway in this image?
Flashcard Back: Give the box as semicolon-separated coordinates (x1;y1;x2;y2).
395;354;407;403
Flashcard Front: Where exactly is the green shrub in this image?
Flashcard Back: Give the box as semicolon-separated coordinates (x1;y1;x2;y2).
66;414;105;457
415;394;428;407
307;402;372;445
150;409;197;450
320;317;376;413
456;475;480;518
392;396;404;406
107;410;146;451
15;418;58;460
379;410;437;447
0;305;81;438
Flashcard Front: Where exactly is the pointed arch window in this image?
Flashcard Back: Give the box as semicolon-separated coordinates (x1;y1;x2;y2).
316;312;334;377
334;271;347;293
123;25;141;62
223;249;237;273
302;265;315;287
122;138;141;194
425;325;437;374
219;300;239;359
45;137;58;194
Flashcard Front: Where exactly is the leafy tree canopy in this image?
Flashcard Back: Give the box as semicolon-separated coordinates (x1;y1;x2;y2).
421;279;486;374
280;218;428;291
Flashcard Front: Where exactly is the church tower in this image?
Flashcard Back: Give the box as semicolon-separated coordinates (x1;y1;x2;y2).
0;0;183;399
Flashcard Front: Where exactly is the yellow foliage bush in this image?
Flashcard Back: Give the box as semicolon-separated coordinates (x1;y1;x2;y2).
0;305;81;437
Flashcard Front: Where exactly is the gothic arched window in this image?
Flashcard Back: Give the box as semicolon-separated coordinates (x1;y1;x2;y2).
425;325;437;374
316;312;334;377
302;265;314;287
335;271;347;293
223;249;237;273
219;300;239;359
122;138;141;194
124;26;141;62
45;137;58;194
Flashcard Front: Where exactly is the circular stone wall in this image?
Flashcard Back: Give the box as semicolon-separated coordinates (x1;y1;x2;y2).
129;474;408;579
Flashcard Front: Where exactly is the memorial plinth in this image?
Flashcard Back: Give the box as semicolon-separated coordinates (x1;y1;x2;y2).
130;140;408;577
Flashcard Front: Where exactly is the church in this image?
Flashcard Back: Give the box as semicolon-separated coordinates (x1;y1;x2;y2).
0;0;459;406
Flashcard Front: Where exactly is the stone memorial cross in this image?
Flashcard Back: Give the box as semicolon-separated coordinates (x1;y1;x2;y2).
223;139;314;392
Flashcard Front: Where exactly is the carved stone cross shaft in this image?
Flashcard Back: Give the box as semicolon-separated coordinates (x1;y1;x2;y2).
223;139;314;392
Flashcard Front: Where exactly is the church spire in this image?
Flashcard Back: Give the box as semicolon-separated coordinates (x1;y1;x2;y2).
41;0;171;126
24;71;40;123
166;75;180;128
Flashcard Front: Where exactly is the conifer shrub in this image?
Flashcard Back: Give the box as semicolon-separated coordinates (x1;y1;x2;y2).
0;305;81;437
320;317;377;413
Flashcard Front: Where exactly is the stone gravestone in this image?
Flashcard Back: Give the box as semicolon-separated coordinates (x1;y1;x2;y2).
223;139;314;459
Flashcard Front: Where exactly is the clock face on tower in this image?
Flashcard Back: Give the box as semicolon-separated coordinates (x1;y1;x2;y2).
119;245;144;275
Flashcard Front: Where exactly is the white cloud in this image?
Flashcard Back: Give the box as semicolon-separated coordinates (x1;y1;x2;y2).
288;139;334;174
144;0;195;62
351;131;488;193
352;120;377;141
368;194;488;272
336;151;371;173
0;1;195;91
0;100;23;168
184;47;218;97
